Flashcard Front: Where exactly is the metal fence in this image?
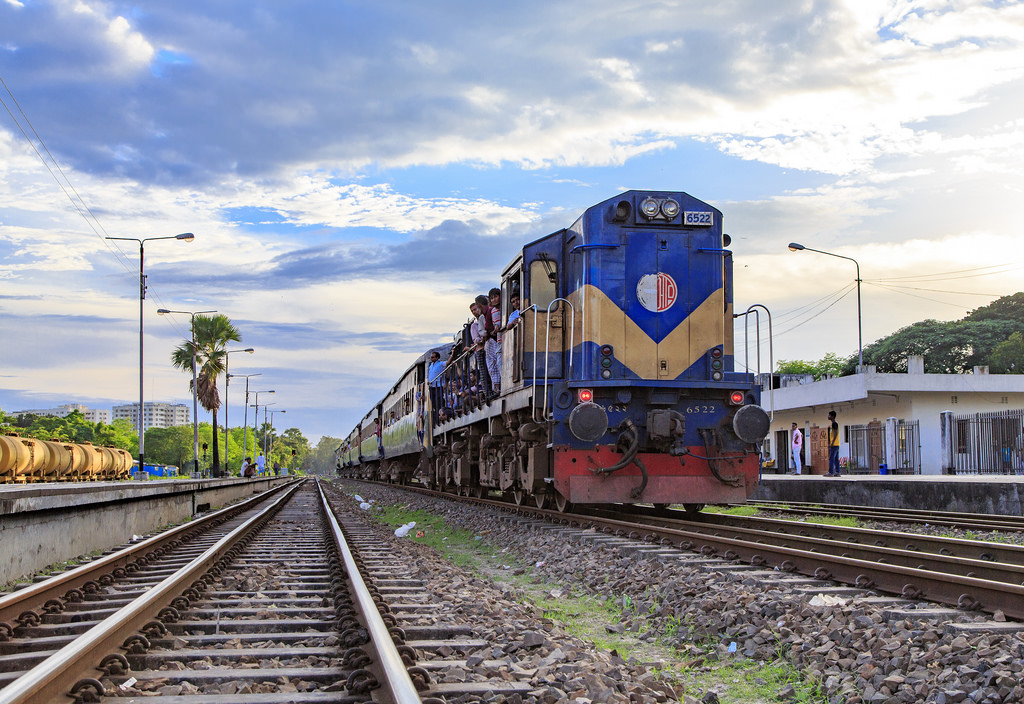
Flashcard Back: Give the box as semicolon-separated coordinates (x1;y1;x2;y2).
946;408;1024;475
847;419;921;475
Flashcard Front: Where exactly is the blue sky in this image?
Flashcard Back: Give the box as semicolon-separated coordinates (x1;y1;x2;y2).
2;0;1024;443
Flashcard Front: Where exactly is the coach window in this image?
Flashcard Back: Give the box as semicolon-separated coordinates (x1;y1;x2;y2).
530;259;558;310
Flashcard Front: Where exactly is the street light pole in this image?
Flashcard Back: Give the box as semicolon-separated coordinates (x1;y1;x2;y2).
229;373;261;474
268;409;286;471
222;348;254;476
158;307;216;476
788;242;863;369
251;390;275;463
105;233;194;474
261;403;277;456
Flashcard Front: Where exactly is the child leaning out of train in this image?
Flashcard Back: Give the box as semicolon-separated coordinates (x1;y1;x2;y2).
470;297;493;394
484;287;502;395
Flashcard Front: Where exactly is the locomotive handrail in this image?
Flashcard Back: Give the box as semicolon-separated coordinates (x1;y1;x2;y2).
738;303;774;422
540;297;575;422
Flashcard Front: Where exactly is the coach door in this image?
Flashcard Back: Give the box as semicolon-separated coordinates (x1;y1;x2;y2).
521;242;564;381
501;266;524;389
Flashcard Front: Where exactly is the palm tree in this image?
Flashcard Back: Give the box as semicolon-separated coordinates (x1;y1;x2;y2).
170;314;241;476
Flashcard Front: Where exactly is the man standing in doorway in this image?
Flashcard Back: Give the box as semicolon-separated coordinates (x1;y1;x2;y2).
790;423;803;475
827;411;841;476
428;351;446;423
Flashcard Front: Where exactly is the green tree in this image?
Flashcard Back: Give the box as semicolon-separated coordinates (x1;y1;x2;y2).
144;426;193;470
274;427;310;469
94;418;137;454
989;331;1024;374
170;314;242;475
844;319;1017;374
305;435;343;476
964;292;1024;324
776;352;846;380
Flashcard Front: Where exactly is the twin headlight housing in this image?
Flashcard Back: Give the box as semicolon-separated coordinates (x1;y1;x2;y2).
640;197;680;221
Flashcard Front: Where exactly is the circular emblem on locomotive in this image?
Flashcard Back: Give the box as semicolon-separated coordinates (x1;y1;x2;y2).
636;273;677;312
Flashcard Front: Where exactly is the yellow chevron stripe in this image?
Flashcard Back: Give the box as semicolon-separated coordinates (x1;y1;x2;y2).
565;285;725;379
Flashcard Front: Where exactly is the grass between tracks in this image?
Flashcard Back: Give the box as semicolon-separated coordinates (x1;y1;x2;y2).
369;501;825;704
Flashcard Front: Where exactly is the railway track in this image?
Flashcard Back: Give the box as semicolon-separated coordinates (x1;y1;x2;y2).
1;477;621;703
0;480;428;703
743;499;1024;534
349;480;1024;623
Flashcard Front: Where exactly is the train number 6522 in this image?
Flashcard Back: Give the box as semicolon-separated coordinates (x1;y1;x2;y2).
684;211;713;226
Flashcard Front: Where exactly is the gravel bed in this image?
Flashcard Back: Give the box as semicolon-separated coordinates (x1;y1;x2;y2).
325;483;682;704
341;482;1024;704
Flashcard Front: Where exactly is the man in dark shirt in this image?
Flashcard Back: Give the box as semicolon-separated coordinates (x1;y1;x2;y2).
827;410;841;476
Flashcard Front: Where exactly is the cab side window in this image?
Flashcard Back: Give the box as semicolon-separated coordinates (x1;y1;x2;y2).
530;259;558;310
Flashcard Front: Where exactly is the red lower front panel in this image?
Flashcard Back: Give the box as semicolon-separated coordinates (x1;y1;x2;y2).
552;445;760;505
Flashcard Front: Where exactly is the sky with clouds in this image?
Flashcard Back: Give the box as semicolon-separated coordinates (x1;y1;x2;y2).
2;0;1023;444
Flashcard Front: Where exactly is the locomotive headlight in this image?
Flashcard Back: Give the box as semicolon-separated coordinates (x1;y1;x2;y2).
711;359;723;370
578;389;594;403
640;197;660;219
600;357;612;369
601;369;613;379
660;199;680;218
712;371;723;381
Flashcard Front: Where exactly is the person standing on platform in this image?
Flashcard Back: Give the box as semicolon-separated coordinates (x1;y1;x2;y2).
256;452;266;476
827;411;841;476
790;422;803;475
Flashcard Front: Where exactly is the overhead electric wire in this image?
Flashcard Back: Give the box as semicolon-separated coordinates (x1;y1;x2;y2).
866;281;976;310
870;262;1021;283
769;284;855;323
870;283;1002;297
0;73;192;340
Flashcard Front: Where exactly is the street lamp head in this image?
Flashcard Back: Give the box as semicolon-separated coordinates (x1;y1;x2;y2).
176;232;195;242
788;242;806;252
244;348;255;354
157;308;170;315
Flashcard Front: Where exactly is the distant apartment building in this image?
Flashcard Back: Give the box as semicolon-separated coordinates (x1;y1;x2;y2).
11;403;111;424
112;402;190;432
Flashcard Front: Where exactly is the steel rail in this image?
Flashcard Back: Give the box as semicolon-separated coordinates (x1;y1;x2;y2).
629;513;1024;585
0;480;302;704
317;480;423;704
747;499;1024;531
598;506;1024;567
0;478;301;630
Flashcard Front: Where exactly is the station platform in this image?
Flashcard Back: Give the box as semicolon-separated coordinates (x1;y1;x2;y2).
752;473;1024;515
0;476;293;586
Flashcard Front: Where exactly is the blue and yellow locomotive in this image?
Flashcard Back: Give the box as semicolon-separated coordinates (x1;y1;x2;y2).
338;190;770;512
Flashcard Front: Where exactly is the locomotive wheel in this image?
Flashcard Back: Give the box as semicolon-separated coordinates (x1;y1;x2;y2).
534;491;548;509
471;486;485;499
554;492;572;513
512;490;525;506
